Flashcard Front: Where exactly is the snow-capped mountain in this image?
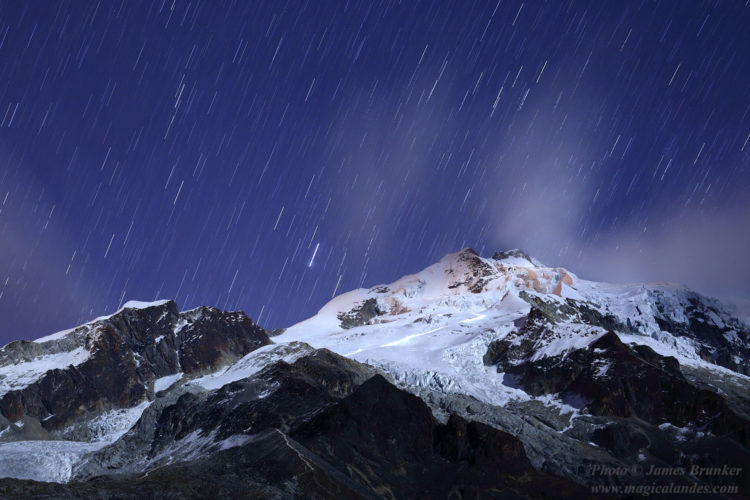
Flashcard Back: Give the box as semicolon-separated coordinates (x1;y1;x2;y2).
0;248;748;497
281;247;749;378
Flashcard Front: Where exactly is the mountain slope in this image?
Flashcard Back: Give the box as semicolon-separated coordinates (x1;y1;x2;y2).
0;248;748;497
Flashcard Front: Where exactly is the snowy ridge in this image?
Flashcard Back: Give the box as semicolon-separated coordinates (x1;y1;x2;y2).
0;347;91;397
0;300;174;398
33;299;172;344
186;342;314;391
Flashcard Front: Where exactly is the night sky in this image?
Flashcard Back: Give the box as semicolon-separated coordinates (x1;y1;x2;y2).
1;0;748;342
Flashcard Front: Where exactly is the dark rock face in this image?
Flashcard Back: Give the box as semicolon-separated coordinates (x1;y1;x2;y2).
177;306;269;374
73;348;378;479
0;301;270;433
1;350;596;499
483;316;750;496
574;301;640;334
152;349;375;454
517;288;750;376
649;290;750;376
294;374;597;499
486;329;750;447
337;298;383;329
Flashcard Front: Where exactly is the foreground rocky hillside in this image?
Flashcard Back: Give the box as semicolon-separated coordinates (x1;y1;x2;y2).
0;248;748;498
1;347;595;499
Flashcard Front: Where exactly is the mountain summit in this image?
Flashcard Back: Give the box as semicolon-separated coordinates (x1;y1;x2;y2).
0;249;748;497
284;247;748;373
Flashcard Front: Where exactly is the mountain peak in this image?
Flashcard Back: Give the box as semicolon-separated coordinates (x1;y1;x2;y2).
31;299;177;345
436;247;481;266
441;248;542;270
458;247;479;256
288;243;749;377
0;299;270;434
491;249;536;266
119;299;174;311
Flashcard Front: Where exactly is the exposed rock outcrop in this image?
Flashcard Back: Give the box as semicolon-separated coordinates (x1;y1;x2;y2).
0;301;270;433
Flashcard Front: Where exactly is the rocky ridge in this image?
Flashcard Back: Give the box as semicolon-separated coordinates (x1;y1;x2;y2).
0;300;269;439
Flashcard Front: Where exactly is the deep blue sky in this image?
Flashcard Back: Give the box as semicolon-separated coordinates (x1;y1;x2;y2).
0;0;748;342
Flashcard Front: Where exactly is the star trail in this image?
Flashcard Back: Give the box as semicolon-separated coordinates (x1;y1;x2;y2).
0;0;748;342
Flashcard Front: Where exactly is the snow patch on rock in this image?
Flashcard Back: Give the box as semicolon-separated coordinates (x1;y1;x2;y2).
0;347;90;396
154;373;183;392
